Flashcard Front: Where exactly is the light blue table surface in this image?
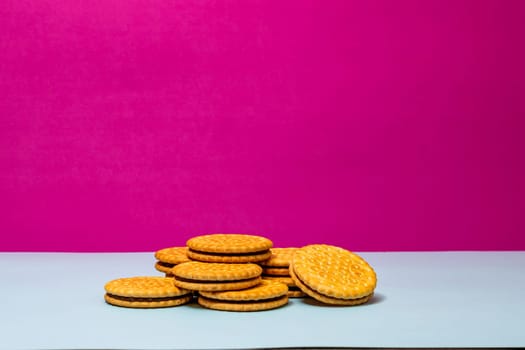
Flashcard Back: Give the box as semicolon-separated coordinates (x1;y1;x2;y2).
0;251;524;349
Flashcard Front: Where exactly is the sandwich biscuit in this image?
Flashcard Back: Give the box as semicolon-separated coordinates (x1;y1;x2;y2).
186;234;273;263
198;280;288;311
290;244;376;305
104;276;192;308
172;261;262;291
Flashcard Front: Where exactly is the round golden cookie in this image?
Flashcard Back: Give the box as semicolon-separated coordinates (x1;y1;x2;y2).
104;276;192;308
172;261;262;281
104;276;190;298
199;280;288;301
173;276;262;292
262;267;290;276
260;247;297;267
290;267;372;305
154;247;191;265
198;295;288;312
291;244;376;300
187;234;273;254
262;275;295;287
187;249;272;263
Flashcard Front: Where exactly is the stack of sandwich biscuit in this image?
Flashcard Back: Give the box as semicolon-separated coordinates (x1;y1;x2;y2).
172;234;288;311
103;233;377;311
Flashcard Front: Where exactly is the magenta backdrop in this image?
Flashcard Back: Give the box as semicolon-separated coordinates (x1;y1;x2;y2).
1;1;525;252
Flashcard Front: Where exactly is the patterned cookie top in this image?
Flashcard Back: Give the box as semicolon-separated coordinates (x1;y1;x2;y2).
104;277;190;298
260;248;297;267
172;261;262;281
291;244;376;299
154;247;191;264
187;234;273;254
199;280;288;301
289;265;372;305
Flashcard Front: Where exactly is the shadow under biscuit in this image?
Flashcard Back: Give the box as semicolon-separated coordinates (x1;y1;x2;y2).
366;292;386;305
301;292;386;307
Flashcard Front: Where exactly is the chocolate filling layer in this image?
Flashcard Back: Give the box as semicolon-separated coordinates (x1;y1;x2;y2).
157;262;175;268
106;293;189;302
189;249;270;257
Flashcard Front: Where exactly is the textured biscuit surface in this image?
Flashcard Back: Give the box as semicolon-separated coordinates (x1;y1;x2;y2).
154;247;191;264
287;290;306;298
104;294;192;308
172;261;262;281
262;267;291;276
199;280;288;301
187;249;271;263
198;295;288;311
262;276;295;287
291;244;376;299
187;234;273;254
260;248;297;267
104;276;190;298
290;267;371;305
173;276;261;291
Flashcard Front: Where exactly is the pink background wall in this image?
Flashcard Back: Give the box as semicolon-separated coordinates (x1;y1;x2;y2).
1;1;524;252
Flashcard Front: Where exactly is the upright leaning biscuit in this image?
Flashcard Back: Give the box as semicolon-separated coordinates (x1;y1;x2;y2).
186;234;273;263
290;244;376;305
104;276;192;308
172;261;262;291
198;280;289;311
